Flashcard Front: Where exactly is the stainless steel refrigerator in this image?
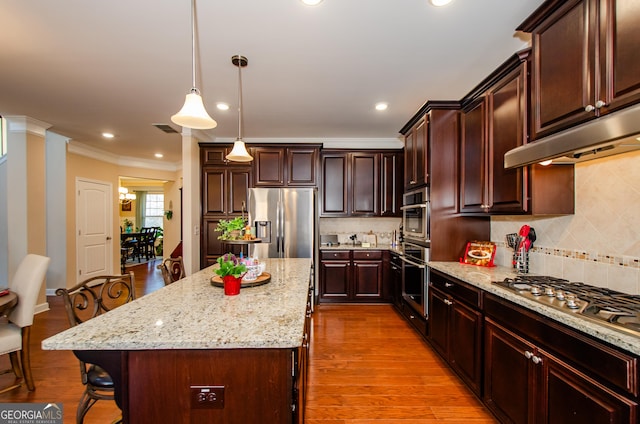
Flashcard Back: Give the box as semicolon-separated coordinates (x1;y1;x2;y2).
247;188;317;260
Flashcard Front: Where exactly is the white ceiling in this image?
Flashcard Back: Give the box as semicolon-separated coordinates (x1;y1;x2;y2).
0;0;543;165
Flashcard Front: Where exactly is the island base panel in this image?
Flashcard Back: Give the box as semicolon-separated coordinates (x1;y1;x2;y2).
125;349;293;424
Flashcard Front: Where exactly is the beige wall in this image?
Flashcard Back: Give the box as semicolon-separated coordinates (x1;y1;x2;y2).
491;150;640;294
26;133;47;305
66;152;180;288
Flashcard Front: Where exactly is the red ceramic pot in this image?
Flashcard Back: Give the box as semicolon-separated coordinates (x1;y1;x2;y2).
223;275;242;296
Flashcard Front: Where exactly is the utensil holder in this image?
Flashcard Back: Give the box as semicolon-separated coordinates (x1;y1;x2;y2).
513;248;529;274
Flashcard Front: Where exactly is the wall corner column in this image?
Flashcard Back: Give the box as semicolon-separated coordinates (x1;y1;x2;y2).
180;128;201;274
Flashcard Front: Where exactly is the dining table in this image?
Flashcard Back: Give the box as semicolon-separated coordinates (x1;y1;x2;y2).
0;290;18;317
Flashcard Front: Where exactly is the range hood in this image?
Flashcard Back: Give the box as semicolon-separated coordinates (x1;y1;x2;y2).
504;103;640;168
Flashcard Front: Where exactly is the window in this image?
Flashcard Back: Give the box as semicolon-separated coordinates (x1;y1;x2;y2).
144;193;164;228
0;116;6;157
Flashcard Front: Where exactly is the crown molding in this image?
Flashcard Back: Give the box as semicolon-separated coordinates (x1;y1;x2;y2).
3;116;52;137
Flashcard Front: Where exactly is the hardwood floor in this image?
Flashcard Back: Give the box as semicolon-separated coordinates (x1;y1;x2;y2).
306;305;496;423
0;260;496;423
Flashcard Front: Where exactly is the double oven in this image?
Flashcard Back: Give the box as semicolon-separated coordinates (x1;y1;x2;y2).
400;187;430;317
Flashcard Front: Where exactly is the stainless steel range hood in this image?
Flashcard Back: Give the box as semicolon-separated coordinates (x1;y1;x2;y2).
504;103;640;168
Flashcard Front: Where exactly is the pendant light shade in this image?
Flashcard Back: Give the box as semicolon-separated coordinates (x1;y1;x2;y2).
171;0;217;130
226;55;253;162
171;89;217;129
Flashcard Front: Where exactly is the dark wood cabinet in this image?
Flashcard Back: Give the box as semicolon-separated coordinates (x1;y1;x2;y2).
251;145;320;187
460;51;575;215
200;145;251;268
428;270;483;396
319;250;386;302
403;115;428;190
380;152;402;216
484;293;638;424
320;150;402;217
389;251;402;309
519;0;640;140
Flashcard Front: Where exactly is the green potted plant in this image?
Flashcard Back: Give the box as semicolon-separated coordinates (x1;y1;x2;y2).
214;253;247;296
215;217;247;240
123;218;134;233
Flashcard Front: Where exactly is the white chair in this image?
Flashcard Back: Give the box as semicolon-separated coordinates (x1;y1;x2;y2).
0;253;50;393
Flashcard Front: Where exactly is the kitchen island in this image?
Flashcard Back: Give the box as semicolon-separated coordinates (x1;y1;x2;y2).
43;258;313;424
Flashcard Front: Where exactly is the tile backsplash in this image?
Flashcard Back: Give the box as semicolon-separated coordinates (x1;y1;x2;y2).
319;217;401;245
491;150;640;295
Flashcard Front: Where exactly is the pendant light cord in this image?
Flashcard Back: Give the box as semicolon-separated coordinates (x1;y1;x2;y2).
237;60;243;140
190;0;197;91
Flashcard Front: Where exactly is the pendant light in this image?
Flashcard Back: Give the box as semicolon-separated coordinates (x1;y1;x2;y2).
226;55;254;162
171;0;217;129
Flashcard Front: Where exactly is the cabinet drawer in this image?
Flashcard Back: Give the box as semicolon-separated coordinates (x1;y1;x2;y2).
430;269;480;309
352;250;382;260
320;250;350;260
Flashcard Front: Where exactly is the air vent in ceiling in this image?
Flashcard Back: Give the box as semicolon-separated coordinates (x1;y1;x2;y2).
152;123;179;134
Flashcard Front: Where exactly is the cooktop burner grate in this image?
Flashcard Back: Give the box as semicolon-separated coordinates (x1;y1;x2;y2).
494;276;640;337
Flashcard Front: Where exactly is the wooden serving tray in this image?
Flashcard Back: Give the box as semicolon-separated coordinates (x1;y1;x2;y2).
210;272;271;288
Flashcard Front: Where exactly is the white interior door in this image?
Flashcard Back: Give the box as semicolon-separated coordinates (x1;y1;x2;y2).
76;179;112;282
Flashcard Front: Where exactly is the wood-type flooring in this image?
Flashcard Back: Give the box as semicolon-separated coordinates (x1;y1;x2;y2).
0;260;496;423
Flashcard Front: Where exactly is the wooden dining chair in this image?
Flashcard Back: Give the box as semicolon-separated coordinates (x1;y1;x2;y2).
0;254;50;393
56;272;135;424
157;256;185;285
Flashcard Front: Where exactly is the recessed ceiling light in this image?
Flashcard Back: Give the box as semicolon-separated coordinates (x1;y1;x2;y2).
375;102;388;111
216;103;229;111
155;153;164;158
301;0;323;5
102;132;115;139
429;0;453;6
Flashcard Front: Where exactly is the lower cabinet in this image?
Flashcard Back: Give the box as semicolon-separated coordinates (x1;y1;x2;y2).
484;293;638;424
428;270;483;396
319;250;387;302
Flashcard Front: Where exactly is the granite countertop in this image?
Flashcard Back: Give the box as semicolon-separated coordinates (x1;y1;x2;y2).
320;243;401;253
42;258;312;351
428;261;640;356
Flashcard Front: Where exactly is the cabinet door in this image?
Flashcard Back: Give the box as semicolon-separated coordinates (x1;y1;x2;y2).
351;153;379;215
320;153;348;216
227;168;251;215
460;98;488;213
287;147;318;186
530;0;595;139
320;260;350;300
449;300;483;396
600;0;640;114
487;64;528;214
542;351;637;424
201;146;231;165
253;148;285;187
203;168;225;215
352;260;382;300
484;319;533;424
428;287;450;358
404;118;427;190
380;152;402;217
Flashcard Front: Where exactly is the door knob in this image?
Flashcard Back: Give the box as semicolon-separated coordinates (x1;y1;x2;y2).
106;236;112;240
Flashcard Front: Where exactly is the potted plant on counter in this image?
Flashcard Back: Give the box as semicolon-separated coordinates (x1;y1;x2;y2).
215;217;247;241
214;253;247;296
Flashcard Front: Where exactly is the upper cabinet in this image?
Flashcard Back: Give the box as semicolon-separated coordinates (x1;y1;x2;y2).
519;0;640;140
250;145;320;187
402;115;428;190
459;51;574;215
320;150;402;217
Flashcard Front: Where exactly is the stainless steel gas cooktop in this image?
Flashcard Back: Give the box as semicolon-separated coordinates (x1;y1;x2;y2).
494;275;640;338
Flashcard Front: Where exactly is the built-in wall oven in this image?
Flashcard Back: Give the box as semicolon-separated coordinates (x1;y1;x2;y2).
401;240;430;317
401;187;430;243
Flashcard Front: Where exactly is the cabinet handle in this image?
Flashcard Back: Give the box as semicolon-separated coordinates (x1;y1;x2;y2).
524;351;533;359
532;355;542;365
595;100;606;109
584;104;595;112
410;180;416;184
445;282;454;288
444;299;453;306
